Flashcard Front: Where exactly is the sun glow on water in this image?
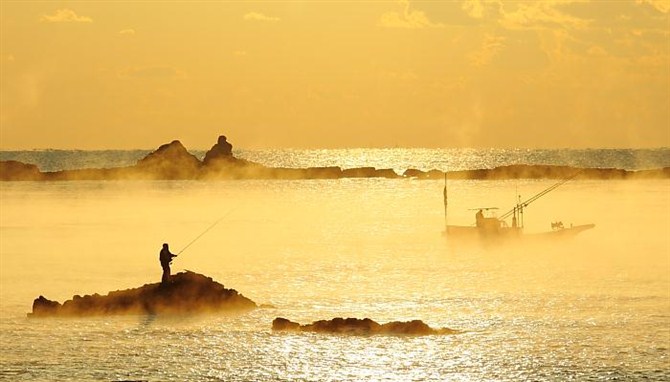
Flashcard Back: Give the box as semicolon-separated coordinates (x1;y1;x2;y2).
0;175;668;380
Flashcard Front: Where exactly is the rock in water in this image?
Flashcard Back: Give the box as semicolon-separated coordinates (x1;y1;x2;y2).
272;317;459;335
135;140;201;179
271;317;302;331
29;271;256;317
203;135;234;164
0;160;43;181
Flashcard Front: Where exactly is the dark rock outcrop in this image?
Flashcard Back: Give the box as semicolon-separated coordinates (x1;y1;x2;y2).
203;135;234;164
29;271;256;317
342;167;398;178
272;317;458;336
0;160;43;181
31;295;61;316
305;166;343;179
199;135;276;179
402;165;670;180
135;140;201;179
2;135;669;181
199;157;264;179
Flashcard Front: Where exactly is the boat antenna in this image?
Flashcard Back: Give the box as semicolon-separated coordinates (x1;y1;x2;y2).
443;171;448;231
176;207;237;256
499;169;584;221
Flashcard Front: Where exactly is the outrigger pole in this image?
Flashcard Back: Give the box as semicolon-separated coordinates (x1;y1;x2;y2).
176;207;237;256
499;169;584;221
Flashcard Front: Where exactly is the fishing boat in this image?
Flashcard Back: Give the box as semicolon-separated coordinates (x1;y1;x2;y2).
442;170;595;242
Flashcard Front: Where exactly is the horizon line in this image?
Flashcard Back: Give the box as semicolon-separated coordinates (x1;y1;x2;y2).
1;146;669;152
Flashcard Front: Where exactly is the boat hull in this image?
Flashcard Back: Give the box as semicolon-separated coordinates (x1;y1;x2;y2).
443;224;594;242
525;224;595;239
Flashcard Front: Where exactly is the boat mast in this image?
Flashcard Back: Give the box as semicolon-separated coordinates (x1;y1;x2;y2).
517;193;524;228
514;184;523;229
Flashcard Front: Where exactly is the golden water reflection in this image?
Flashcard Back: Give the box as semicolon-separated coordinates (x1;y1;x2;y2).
0;179;668;380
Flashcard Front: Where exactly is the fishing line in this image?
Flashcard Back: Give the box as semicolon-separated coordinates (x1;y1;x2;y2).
176;207;237;256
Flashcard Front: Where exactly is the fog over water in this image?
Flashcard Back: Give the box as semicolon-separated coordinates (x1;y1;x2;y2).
1;173;668;380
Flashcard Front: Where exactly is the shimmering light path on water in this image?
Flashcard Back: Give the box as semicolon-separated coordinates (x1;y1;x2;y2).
1;147;668;172
1;178;668;380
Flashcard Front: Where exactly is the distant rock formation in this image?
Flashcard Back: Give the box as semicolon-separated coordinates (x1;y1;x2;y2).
203;135;234;164
342;167;397;178
272;317;459;336
199;135;262;179
402;164;670;180
29;271;256;317
0;160;42;181
2;135;669;181
135;140;201;179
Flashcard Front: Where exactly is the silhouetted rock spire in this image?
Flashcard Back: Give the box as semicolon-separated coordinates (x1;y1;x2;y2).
2;135;669;181
203;135;234;165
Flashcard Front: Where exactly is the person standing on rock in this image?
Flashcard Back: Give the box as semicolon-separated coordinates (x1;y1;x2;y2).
159;243;177;284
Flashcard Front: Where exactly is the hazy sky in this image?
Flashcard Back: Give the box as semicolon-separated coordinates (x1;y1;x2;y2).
1;1;668;149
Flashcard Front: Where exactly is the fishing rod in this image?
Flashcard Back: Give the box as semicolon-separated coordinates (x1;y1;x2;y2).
176;207;237;256
498;169;584;221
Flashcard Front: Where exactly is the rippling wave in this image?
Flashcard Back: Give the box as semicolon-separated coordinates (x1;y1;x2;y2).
1;153;668;380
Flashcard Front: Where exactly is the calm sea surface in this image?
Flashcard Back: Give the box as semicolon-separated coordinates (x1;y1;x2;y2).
1;149;669;381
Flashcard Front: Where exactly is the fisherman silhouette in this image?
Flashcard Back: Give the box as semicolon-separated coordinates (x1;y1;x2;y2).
159;243;177;284
475;209;484;227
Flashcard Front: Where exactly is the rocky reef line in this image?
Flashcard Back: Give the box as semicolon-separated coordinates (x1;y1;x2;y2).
2;135;668;181
28;271;256;317
272;317;459;336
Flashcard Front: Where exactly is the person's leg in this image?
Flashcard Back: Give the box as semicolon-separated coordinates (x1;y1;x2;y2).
162;264;170;284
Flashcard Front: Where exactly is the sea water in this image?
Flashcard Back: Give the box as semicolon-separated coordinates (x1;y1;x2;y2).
1;147;669;172
0;149;669;381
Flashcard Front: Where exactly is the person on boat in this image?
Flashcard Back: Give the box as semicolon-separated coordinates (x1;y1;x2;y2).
475;209;484;227
159;243;177;284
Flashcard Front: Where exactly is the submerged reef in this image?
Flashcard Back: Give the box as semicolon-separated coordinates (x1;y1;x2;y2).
28;271;256;317
2;135;669;181
272;317;459;336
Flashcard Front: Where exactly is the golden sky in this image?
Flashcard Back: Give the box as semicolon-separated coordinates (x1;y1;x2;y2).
1;1;668;149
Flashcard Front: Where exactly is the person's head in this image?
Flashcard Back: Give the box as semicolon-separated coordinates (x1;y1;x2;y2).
162;243;169;249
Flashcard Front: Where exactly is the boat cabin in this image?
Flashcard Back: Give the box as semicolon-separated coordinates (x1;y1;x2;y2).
471;207;522;238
